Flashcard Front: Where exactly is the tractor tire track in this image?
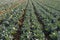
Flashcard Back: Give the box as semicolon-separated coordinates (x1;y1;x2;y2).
31;0;52;40
13;0;29;40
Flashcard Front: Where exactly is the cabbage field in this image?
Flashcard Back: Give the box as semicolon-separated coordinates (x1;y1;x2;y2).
0;0;60;40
